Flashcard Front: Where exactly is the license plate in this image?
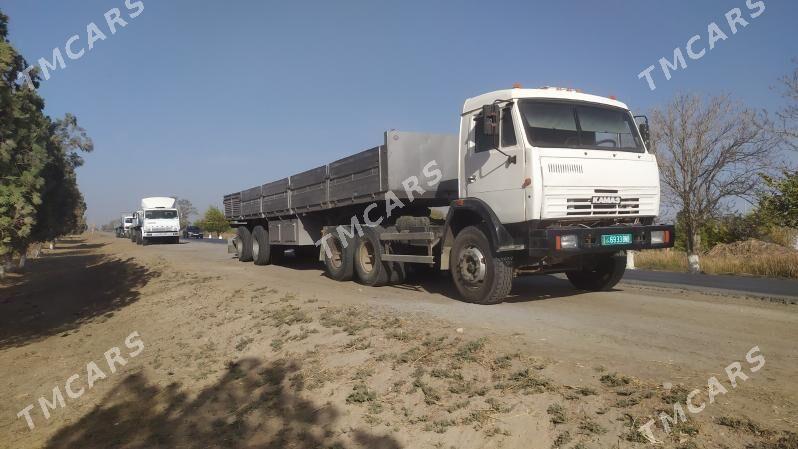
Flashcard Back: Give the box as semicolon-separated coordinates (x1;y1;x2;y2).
601;234;632;246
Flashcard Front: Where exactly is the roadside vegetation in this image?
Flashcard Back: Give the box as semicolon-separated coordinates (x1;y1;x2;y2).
0;11;93;278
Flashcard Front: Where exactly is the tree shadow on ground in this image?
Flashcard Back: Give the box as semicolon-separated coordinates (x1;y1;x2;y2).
44;358;402;449
0;239;156;350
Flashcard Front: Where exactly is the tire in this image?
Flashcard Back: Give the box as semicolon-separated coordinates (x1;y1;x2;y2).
237;226;253;262
141;236;149;246
450;226;513;305
354;227;390;286
252;225;271;265
172;236;180;244
566;252;626;291
322;231;354;281
136;230;143;245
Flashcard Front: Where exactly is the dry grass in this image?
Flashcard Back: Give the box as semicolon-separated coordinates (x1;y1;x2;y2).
634;249;798;279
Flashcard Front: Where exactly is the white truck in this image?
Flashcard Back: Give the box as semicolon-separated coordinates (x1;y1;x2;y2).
121;214;134;238
224;87;674;304
130;197;181;245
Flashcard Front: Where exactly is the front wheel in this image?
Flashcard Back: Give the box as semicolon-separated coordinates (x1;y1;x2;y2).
566;252;626;291
450;226;513;305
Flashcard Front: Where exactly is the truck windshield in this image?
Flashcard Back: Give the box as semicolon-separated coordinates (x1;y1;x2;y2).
145;210;178;219
124;218;132;223
519;100;643;152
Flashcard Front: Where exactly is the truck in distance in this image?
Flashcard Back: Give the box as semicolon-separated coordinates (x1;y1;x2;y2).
130;197;181;245
223;87;675;304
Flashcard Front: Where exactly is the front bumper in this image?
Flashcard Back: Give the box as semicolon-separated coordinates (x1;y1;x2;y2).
529;224;675;257
144;231;179;237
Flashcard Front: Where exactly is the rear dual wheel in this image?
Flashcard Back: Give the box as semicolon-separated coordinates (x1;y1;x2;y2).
252;225;272;265
237;226;253;262
354;227;393;286
323;231;354;281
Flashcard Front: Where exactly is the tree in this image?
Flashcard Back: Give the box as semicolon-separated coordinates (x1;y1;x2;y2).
197;206;229;238
650;93;774;272
755;62;798;230
0;11;48;271
758;169;798;228
176;198;197;229
30;114;93;244
0;10;92;275
770;59;798;152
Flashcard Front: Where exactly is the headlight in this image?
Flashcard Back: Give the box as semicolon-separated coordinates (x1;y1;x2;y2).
651;230;669;244
558;234;579;249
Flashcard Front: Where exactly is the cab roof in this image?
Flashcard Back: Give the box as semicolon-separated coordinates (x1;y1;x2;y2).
462;87;629;114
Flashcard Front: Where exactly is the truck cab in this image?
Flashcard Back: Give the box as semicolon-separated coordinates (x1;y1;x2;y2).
131;197;181;245
459;87;659;224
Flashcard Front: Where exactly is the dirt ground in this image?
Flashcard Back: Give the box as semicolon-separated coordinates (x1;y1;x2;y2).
1;234;796;449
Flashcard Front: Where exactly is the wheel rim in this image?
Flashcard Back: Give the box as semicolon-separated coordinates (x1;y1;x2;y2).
357;239;376;274
458;245;486;287
328;236;344;269
252;238;259;259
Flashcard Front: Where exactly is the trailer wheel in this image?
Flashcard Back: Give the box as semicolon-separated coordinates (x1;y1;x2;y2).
566;252;626;291
354;228;390;286
450;226;513;305
322;232;354;281
252;225;271;265
237;226;253;262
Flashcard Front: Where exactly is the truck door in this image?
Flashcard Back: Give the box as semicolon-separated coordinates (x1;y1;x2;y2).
464;104;526;223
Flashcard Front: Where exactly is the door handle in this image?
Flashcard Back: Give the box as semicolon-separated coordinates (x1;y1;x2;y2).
466;175;476;184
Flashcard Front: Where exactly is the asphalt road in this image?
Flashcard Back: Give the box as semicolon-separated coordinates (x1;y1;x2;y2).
179;237;798;301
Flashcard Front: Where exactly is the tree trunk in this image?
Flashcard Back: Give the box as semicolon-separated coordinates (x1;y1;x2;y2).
688;231;701;274
18;253;27;270
1;254;13;278
626;251;636;270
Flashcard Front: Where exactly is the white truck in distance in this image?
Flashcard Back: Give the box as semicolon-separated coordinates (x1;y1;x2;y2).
130;197;181;245
224;87;675;304
116;214;134;238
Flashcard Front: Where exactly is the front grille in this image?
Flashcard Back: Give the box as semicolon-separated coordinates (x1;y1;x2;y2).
566;197;640;216
542;186;658;218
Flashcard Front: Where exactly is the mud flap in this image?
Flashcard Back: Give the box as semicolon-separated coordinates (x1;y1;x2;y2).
228;237;238;254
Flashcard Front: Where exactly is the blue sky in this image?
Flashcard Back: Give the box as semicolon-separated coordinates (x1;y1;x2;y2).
3;1;797;225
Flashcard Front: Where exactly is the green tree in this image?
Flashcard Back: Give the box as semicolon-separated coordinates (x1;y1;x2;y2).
0;11;48;268
197;206;229;237
30;114;93;243
0;10;92;274
758;170;798;228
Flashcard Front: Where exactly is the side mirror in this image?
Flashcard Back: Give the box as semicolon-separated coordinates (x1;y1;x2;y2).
634;115;651;149
482;104;499;136
638;123;650;149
